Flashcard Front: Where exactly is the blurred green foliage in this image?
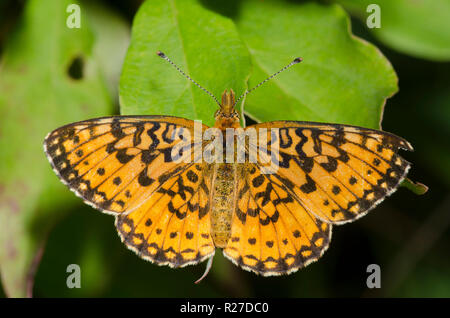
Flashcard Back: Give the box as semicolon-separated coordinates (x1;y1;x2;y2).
0;0;448;298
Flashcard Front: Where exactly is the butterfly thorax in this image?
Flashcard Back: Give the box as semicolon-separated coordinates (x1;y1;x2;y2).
44;53;415;277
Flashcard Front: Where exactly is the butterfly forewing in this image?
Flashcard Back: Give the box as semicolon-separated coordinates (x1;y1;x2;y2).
222;121;412;275
244;121;412;225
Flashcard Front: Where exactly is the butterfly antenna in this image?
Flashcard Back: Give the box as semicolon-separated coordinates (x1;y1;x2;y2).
233;57;303;107
157;51;221;107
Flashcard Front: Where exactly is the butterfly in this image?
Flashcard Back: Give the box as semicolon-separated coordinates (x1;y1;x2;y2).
44;52;412;278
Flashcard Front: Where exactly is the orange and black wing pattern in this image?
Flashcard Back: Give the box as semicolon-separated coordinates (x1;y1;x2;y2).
44;116;215;267
223;121;411;275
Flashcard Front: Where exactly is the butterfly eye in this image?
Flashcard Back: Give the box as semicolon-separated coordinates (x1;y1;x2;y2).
44;52;414;281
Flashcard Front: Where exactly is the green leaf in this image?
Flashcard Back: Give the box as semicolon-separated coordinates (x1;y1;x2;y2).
0;0;113;297
334;0;450;61
393;86;450;187
119;0;252;127
233;0;397;129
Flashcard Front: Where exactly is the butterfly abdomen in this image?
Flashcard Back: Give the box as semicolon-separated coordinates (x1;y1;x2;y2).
210;163;236;248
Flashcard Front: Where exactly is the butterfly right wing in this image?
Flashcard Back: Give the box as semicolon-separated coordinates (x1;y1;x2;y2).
245;121;412;225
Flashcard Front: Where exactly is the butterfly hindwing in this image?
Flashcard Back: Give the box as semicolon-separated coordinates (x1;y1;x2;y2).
115;163;215;267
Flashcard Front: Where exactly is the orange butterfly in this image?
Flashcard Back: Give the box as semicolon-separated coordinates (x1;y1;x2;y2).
44;52;412;278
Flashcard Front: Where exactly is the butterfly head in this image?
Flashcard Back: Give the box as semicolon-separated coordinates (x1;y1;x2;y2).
214;89;240;128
